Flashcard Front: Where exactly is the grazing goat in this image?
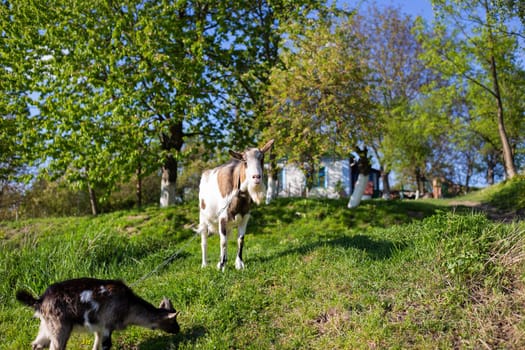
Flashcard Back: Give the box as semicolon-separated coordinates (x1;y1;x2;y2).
16;278;179;350
199;139;274;271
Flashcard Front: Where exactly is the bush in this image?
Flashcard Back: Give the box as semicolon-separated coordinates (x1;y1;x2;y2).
15;173;164;219
21;179;92;217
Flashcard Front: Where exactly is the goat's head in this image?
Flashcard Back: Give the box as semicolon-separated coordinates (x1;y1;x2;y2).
230;139;274;204
157;297;180;334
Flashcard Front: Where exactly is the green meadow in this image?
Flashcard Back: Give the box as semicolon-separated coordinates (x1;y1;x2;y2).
1;178;525;349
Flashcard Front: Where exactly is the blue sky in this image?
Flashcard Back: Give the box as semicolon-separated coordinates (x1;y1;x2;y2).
339;0;434;20
373;0;434;18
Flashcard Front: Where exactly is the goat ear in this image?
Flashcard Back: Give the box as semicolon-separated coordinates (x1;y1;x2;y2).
260;139;274;154
168;311;179;319
229;150;244;161
159;297;174;311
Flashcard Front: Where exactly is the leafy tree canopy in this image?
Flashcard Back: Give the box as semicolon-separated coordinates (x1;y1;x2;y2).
1;0;327;212
261;11;374;176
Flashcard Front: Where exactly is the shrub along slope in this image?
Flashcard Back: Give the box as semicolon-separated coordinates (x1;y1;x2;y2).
1;178;524;349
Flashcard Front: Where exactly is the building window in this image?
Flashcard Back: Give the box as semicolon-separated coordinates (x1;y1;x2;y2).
278;168;286;192
315;166;327;188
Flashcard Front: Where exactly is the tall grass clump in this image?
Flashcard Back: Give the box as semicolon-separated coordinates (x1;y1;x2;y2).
431;212;525;293
423;212;525;348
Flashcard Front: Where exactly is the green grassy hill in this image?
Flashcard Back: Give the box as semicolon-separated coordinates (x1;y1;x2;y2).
1;178;524;349
463;175;525;212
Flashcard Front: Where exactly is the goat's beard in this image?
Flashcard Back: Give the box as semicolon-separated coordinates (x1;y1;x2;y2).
242;181;266;205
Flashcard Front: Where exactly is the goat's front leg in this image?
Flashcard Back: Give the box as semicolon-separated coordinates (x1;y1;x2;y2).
235;214;250;270
217;217;228;271
102;331;112;350
93;332;101;350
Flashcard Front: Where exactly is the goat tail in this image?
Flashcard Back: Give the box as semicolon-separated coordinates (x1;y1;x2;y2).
16;289;39;308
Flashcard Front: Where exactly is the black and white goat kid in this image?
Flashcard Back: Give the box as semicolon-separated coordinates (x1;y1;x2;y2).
16;278;179;350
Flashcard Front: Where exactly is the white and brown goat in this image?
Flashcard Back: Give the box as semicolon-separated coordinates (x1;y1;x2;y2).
16;278;179;350
199;139;274;271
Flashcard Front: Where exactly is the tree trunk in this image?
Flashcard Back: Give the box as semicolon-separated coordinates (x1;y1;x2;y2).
464;153;473;193
88;184;98;216
490;54;517;179
266;177;277;204
486;154;496;185
159;120;184;208
160;155;178;207
348;173;368;208
465;166;472;194
415;167;423;199
136;163;142;209
370;146;390;199
483;0;517;179
347;146;370;209
381;167;391;199
265;152;278;204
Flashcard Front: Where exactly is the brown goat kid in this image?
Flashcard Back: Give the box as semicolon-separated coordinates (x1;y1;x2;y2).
16;278;179;350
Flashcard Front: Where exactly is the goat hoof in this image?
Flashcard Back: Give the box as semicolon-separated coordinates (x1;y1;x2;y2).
217;262;225;272
235;258;245;270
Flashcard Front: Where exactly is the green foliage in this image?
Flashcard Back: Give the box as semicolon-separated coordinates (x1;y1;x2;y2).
2;0;524;209
479;175;525;211
1;0;331;210
21;180;91;217
351;5;436;185
262;11;373;172
9;172;163;218
0;115;25;184
2;195;524;349
418;0;524;179
382;100;449;184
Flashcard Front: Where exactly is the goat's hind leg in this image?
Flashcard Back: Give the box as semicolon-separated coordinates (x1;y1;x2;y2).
31;319;51;350
199;222;209;268
47;323;72;350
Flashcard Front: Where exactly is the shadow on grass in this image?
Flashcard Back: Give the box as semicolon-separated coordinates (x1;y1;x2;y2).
340;199;447;228
250;197;446;233
138;325;207;349
329;234;407;260
245;197;446;265
254;233;406;264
